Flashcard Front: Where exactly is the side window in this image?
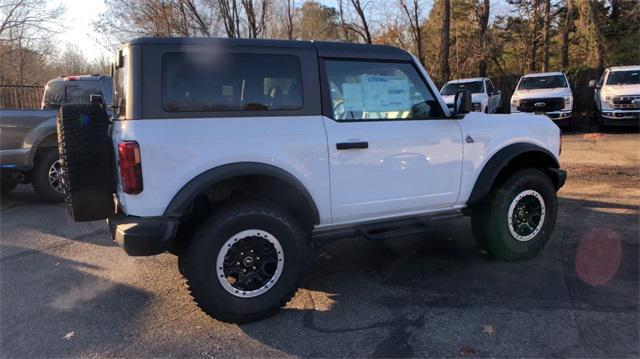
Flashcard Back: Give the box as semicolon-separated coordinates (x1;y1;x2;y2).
162;53;303;112
65;82;103;104
42;81;65;109
324;60;442;121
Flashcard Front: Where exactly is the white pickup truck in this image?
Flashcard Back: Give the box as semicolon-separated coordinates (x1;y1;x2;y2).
589;65;640;128
56;38;566;323
440;77;502;113
510;72;573;127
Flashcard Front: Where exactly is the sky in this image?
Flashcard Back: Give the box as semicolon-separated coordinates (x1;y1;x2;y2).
54;0;512;62
55;0;110;61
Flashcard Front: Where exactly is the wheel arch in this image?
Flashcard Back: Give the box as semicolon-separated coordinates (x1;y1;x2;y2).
467;143;561;205
163;162;320;229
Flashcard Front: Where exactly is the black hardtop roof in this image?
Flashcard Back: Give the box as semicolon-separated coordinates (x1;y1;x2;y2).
125;37;413;61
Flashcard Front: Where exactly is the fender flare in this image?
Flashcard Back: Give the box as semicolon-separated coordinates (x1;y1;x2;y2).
467;142;560;205
163;162;320;224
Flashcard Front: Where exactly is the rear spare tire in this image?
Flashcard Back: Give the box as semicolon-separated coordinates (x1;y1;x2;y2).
57;103;115;221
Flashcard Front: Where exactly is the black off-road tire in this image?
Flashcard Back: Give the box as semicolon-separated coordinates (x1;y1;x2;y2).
57;103;115;221
31;148;64;203
471;168;557;261
181;200;309;323
1;177;18;196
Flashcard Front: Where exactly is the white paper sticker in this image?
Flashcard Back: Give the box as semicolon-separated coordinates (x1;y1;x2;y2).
342;83;364;112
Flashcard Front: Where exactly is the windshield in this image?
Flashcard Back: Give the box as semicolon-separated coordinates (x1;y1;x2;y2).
441;81;484;95
518;75;567;90
606;70;640;85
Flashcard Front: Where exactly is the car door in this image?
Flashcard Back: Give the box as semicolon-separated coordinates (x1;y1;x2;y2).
321;59;463;223
485;79;497;113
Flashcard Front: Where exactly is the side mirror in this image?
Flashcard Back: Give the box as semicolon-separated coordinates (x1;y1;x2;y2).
454;90;472;115
588;80;597;88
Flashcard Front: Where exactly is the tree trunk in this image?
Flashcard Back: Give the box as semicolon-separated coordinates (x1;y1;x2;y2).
561;0;573;70
477;0;490;77
528;0;540;72
440;0;451;82
285;0;294;40
591;0;605;72
542;0;551;71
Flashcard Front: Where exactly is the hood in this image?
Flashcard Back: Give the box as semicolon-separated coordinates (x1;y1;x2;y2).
601;84;640;96
442;93;487;105
512;87;572;100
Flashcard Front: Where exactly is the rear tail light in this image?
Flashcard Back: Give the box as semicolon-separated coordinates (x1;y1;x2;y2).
118;141;143;194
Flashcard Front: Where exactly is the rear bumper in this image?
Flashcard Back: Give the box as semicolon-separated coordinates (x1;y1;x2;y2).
107;213;179;256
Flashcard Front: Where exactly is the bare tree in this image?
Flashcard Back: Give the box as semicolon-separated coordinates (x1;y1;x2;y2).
542;0;551;71
440;0;451;82
285;0;294;40
242;0;268;38
561;0;573;70
476;0;490;76
218;0;242;38
348;0;372;44
399;0;424;65
337;0;351;41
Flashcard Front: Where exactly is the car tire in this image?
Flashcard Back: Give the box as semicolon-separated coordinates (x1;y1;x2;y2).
57;103;116;221
31;148;64;203
1;177;18;195
181;200;309;323
471;168;557;261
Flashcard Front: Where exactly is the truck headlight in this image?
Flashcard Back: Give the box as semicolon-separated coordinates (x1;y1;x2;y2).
601;96;614;110
511;99;520;107
563;96;572;110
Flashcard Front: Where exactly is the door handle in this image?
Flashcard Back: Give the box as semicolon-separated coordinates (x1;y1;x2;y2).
336;141;369;150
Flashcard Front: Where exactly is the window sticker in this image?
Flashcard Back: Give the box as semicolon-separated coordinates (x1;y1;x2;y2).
364;75;410;112
342;83;364;112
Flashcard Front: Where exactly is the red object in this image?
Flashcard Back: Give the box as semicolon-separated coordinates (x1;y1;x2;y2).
66;76;79;81
575;227;621;286
118;141;143;194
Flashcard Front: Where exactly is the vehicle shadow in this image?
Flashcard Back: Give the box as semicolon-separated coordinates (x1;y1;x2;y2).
0;185;115;248
238;196;639;357
0;243;153;358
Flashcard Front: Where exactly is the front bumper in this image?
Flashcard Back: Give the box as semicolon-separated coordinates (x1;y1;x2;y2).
107;213;179;256
599;110;640;126
548;168;567;190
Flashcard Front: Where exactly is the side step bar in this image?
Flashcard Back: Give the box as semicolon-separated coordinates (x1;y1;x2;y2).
312;210;464;243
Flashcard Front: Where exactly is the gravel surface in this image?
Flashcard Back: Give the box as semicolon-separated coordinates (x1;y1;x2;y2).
1;132;638;358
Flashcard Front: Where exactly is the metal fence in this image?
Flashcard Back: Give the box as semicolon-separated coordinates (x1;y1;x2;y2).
0;85;44;109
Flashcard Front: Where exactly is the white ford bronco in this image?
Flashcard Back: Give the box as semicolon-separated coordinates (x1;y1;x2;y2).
57;38;566;323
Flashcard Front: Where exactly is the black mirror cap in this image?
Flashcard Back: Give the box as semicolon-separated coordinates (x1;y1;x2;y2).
454;90;472;114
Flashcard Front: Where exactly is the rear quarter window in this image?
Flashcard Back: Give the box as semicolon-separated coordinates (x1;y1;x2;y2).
162;53;303;112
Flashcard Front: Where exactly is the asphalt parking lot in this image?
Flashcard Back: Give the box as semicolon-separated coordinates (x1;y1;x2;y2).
1;132;638;358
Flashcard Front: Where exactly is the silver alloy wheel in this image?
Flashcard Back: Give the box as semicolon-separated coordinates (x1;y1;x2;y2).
48;159;63;193
507;189;546;242
216;229;284;298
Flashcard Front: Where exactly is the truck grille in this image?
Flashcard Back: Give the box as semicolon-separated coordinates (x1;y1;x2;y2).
612;95;640;110
517;97;564;112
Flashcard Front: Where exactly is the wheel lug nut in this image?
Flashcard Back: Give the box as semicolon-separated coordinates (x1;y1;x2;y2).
252;266;256;270
250;250;254;253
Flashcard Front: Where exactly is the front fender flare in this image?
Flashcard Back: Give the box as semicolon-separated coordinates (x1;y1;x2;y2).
467;143;560;205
